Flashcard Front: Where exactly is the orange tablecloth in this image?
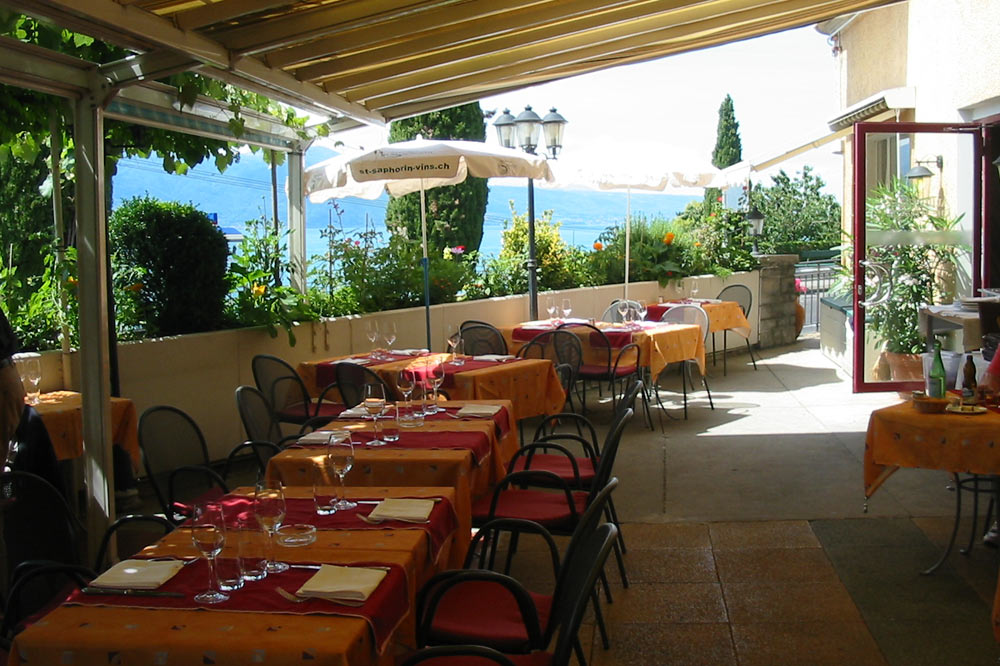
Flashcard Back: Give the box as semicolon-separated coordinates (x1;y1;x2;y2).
9;485;452;666
501;321;705;378
647;300;752;338
298;354;565;421
31;390;140;471
863;401;1000;641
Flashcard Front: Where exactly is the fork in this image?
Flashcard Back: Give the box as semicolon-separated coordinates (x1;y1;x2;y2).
276;587;307;603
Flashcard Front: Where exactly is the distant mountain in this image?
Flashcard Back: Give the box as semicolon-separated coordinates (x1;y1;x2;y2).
112;147;698;257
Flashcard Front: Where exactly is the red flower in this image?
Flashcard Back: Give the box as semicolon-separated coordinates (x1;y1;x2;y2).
593;241;604;251
354;240;361;247
717;196;723;202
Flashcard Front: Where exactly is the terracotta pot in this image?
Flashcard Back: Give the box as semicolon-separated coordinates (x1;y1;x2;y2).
794;301;805;338
884;351;923;381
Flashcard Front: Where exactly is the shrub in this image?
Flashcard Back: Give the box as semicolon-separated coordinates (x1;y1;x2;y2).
109;196;230;337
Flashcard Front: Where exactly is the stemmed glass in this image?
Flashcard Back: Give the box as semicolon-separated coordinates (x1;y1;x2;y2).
363;382;387;446
329;434;356;510
561;298;573;320
690;280;700;301
191;501;228;604
253;481;289;574
637;300;648;324
366;321;380;358
546;297;558;320
16;356;41;405
426;361;445;414
616;300;630;323
382;322;397;356
397;368;415;407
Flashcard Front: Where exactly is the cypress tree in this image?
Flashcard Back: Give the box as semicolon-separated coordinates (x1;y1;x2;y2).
711;94;743;169
384;103;489;254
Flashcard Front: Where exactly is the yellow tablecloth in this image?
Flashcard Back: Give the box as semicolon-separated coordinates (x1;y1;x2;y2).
9;486;453;666
31;390;140;471
298;354;565;421
863;401;1000;642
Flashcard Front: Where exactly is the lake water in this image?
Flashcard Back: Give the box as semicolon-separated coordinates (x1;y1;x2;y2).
113;152;699;258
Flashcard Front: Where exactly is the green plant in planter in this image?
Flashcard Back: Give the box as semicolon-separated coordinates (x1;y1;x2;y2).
864;179;964;354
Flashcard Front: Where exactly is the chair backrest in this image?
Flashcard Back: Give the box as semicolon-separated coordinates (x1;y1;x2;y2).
1;561;95;645
138;405;214;513
335;362;395;407
464;517;561;580
0;471;84;587
551;330;583;375
516;331;553;360
94;514;174;572
251;354;311;415
560;322;611;369
660;304;709;342
10;404;65;499
601;300;641;323
592;408;632;494
615;378;644;421
717;283;752;316
546;523;617;664
234;386;284;444
460;323;508;356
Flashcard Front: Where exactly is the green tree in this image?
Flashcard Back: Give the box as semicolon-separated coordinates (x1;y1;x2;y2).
751;167;842;256
711;94;742;169
384;103;489;254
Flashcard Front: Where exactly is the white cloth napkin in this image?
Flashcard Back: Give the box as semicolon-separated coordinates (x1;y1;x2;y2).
339;357;371;365
91;559;185;590
367;498;435;522
296;564;386;603
337;405;370;418
396;348;429;356
456;403;502;417
472;354;515;362
298;431;336;444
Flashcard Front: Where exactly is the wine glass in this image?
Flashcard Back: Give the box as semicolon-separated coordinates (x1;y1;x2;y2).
366;321;380;358
253;481;289;574
689;280;700;301
637;300;648;323
561;298;572;320
329;435;356;510
616;300;630;323
382;321;397;355
427;361;445;414
445;324;461;359
191;501;228;604
363;382;387;446
546;297;558;320
397;368;415;404
17;356;41;405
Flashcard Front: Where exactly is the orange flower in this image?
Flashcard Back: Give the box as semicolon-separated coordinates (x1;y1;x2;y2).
694;241;702;247
662;232;675;245
593;241;604;251
67;277;77;286
252;283;266;297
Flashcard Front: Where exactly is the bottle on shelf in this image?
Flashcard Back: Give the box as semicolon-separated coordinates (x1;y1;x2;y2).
928;340;947;399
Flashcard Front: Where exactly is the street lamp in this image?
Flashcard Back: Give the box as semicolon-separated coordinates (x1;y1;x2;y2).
493;106;567;319
746;203;765;255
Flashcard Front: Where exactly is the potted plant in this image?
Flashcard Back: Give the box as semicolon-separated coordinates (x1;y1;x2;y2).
863;179;964;379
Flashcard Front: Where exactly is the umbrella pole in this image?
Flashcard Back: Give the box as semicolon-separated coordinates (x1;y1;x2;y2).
420;183;432;350
624;187;631;302
526;177;539;320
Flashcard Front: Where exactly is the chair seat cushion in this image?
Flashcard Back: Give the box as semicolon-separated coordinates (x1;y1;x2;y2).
579;363;637;378
427;580;552;652
410;651;552;666
509;454;596;485
471;489;588;529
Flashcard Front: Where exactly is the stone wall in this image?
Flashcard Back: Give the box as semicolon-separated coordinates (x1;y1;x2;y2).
757;254;799;348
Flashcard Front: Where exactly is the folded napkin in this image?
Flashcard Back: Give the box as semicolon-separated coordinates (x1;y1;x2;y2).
396;348;429;356
472;354;515;362
340;357;371;365
691;298;722;304
298;431;337;444
91;559;185;590
296;564;386;603
337;405;370;418
456;403;502;417
367;498;435;522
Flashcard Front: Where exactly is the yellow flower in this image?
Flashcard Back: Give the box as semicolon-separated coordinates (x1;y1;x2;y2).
593;241;604;251
663;232;675;245
67;276;78;286
694;241;701;247
252;283;266;297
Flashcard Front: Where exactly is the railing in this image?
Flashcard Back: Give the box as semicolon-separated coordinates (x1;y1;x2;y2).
794;260;839;332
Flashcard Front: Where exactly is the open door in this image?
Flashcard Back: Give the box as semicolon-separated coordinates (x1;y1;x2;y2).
852;121;984;392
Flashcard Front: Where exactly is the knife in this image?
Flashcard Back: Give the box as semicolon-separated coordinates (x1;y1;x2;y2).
81;587;185;598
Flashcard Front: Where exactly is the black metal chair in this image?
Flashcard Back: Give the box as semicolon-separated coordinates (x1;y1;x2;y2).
234;385;322;448
251;353;343;425
93;514;175;572
138;405;230;523
563;322;648;421
334;361;398;407
657;305;714;419
460;322;508;356
0;561;94;652
715;284;758;374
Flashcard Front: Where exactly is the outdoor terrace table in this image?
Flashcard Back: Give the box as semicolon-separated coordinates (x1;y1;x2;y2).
298;353;565;421
864;400;1000;641
266;400;517;544
646;299;752;339
31;390;140;470
501;319;705;379
8;484;458;666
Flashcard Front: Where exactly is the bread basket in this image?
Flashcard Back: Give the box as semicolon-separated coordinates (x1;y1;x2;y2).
911;394;950;414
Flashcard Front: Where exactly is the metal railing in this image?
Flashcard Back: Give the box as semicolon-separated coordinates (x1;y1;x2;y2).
794;260;839;332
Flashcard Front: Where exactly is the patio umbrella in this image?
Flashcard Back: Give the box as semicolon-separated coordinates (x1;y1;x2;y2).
305;138;553;348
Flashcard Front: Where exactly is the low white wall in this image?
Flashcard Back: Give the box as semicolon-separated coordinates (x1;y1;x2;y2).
44;275;759;460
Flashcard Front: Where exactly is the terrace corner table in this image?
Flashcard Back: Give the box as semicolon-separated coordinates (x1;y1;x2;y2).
298;352;565;422
863;400;1000;641
8;485;459;666
31;390;141;470
646;299;752;339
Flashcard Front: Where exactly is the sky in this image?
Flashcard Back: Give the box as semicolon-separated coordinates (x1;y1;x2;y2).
332;24;846;199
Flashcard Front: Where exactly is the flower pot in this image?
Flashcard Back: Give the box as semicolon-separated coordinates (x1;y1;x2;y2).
884;351;924;381
794;301;805;338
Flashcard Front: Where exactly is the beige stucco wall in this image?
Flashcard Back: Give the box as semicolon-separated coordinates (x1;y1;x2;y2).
839;3;908;107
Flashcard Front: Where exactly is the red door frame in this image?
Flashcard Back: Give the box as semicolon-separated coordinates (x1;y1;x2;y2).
852;121;984;393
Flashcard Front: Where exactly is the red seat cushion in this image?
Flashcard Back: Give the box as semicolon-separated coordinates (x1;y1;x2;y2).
472;489;588;529
509;454;596;485
407;652;552;666
427;580;552;652
578;363;637;378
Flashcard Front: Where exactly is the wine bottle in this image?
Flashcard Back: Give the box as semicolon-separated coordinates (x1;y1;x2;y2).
928;341;947;398
964;354;978;391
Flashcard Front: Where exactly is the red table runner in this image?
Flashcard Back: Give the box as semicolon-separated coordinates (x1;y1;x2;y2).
315;353;423;387
67;559;407;653
424;405;511;437
295;429;491;464
219;496;458;559
408;358;525;389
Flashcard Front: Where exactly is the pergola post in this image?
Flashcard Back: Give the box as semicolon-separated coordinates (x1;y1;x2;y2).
287;146;307;292
74;91;115;554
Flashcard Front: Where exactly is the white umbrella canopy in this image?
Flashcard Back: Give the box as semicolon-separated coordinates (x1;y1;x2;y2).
304;138;553;347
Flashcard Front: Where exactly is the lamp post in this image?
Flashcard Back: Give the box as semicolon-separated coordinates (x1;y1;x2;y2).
493;106;567;319
746;203;764;255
